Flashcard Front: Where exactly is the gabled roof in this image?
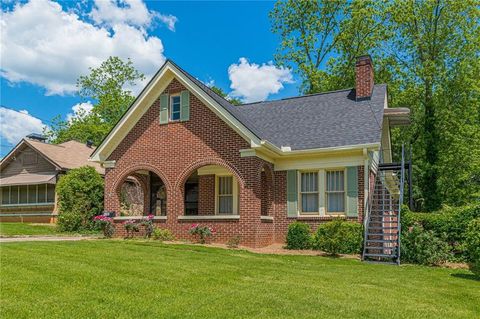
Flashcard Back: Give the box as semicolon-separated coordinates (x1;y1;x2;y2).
0;139;104;174
92;60;391;162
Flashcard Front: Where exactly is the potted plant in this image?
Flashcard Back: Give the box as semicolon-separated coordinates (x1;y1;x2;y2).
93;215;115;238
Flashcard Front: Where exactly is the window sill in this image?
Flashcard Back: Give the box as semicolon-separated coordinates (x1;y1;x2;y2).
0;203;54;207
113;216;167;221
260;216;274;221
288;215;353;221
178;215;240;221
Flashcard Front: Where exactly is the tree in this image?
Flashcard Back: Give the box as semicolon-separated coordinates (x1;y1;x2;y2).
77;56;145;126
387;0;480;210
47;56;145;145
270;0;347;93
210;86;242;105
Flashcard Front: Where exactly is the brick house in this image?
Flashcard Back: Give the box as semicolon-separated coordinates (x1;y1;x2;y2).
91;55;409;247
0;136;104;223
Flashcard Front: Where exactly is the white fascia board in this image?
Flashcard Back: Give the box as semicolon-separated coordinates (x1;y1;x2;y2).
239;149;275;164
260;140;380;157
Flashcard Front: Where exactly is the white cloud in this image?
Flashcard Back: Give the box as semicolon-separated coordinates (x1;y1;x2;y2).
0;0;167;95
90;0;153;29
157;14;178;31
0;107;46;146
66;101;94;122
228;58;293;103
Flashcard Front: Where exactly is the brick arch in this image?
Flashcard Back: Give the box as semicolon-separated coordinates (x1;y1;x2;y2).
174;158;246;191
112;163;171;197
258;162;275;216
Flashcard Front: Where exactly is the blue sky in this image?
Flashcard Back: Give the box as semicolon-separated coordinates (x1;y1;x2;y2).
0;0;301;157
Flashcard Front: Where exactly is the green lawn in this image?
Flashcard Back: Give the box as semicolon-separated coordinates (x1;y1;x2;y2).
0;241;478;319
0;222;59;236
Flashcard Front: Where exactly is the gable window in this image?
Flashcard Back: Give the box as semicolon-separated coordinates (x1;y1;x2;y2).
326;170;345;213
217;176;233;214
300;172;319;213
170;95;181;121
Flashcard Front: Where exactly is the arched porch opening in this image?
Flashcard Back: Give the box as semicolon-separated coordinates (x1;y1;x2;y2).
117;170;167;216
182;164;240;216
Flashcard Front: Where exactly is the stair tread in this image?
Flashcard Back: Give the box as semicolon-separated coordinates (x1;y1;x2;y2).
363;253;398;258
366;239;397;243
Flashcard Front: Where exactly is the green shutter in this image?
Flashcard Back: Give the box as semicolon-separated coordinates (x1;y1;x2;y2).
287;170;298;217
346;166;358;217
159;94;169;124
180;90;190;121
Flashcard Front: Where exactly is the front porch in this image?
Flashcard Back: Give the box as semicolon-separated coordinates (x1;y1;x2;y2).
107;162;275;246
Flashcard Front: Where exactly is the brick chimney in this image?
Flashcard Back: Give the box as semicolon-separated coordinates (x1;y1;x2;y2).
355;55;374;101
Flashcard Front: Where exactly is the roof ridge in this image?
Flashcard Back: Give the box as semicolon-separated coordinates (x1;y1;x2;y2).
239;83;387;106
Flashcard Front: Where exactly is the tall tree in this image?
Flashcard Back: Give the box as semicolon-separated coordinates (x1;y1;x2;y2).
387;0;480;210
77;56;145;126
47;57;145;145
270;0;347;93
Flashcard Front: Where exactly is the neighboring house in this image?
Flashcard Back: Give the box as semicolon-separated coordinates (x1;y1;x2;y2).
0;135;104;223
91;55;409;248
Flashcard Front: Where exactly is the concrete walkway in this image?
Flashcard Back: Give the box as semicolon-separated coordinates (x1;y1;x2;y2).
0;236;99;243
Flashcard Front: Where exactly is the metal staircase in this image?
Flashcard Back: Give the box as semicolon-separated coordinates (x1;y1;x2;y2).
362;146;407;265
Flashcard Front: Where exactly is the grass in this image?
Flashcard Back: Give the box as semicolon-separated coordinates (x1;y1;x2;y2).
0;222;59;236
0;241;478;319
0;222;99;237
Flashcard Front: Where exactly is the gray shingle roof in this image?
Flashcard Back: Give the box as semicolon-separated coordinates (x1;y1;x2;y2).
169;60;386;151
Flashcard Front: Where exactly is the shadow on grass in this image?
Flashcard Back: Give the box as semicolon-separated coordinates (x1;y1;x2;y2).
451;273;479;281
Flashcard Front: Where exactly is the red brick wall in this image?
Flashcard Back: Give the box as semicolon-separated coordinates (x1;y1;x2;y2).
198;175;215;215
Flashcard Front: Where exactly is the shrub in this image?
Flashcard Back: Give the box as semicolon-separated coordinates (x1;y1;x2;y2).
313;220;363;255
152;228;174;241
57;166;104;231
227;235;241;249
402;203;480;259
189;224;215;244
93;215;115;238
286;222;312;250
57;211;83;232
464;218;480;276
401;224;450;266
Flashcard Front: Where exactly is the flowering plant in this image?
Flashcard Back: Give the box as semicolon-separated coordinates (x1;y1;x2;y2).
189;224;215;244
93;215;115;238
140;214;155;239
124;219;140;238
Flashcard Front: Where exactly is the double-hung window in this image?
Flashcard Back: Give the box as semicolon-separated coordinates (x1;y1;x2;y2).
300;172;319;213
217;176;233;214
326;170;345;213
170;95;181;121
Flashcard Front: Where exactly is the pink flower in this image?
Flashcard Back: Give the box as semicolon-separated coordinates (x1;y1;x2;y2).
147;214;154;220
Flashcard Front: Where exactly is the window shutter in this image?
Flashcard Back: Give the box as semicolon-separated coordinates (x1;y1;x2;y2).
159;94;169;124
286;170;298;217
180;90;190;121
346;166;358;217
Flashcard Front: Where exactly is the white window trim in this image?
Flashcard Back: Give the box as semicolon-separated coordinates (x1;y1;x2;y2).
1;184;55;206
214;174;238;215
169;93;181;122
325;168;347;215
295;168;347;217
298;171;320;216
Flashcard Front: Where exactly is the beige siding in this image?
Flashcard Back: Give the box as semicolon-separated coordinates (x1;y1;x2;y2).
1;145;57;177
